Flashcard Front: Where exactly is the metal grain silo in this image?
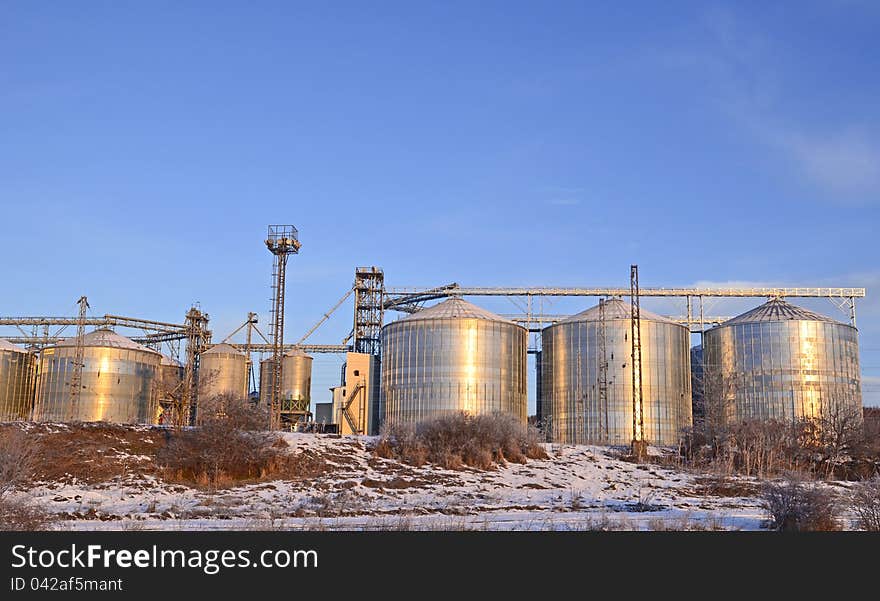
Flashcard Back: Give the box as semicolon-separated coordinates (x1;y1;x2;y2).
381;298;528;425
198;343;248;401
33;329;161;424
157;355;184;423
541;298;692;446
0;339;37;421
159;355;184;391
702;298;862;426
259;348;313;409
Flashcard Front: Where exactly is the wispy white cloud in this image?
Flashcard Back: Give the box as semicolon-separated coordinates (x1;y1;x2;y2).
769;129;880;199
658;7;880;205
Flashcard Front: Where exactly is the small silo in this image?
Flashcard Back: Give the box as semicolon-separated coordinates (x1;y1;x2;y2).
157;355;184;423
259;348;313;410
381;297;528;425
33;329;161;424
541;298;692;446
198;343;248;402
0;339;38;421
159;355;184;390
702;298;862;426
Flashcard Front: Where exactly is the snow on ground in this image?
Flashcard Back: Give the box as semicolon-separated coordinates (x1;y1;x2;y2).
19;433;768;531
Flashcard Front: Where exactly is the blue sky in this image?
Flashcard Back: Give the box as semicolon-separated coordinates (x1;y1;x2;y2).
1;1;878;408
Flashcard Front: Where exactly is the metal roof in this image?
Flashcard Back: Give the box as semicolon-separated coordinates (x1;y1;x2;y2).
722;298;843;326
558;298;679;325
202;342;245;356
397;298;519;325
0;338;29;353
54;328;162;354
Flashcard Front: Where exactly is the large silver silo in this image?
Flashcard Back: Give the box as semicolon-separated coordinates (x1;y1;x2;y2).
702;298;862;426
541;298;692;446
0;339;37;421
33;329;161;424
259;348;313;409
381;298;528;425
198;343;248;402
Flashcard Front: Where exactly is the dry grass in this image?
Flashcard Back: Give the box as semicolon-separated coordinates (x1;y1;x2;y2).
694;475;761;498
0;497;55;531
374;413;547;470
0;422;166;484
648;515;731;531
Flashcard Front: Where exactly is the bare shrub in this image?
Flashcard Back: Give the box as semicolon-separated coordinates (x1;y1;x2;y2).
158;395;323;487
849;476;880;531
0;428;39;498
375;413;547;470
761;477;840;531
0;497;54;531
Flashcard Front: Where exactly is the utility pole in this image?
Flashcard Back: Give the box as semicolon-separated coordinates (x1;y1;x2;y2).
266;225;301;430
245;312;257;395
630;265;647;459
68;295;89;420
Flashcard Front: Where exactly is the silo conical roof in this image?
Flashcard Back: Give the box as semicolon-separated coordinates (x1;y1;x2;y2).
398;297;519;325
55;328;161;355
285;347;312;358
202;342;245;355
559;298;678;325
0;338;29;353
722;298;843;326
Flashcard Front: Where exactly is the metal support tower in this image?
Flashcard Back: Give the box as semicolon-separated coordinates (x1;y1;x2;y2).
182;306;210;428
353;267;384;355
266;225;302;430
245;312;257;394
630;266;647;458
67;296;89;419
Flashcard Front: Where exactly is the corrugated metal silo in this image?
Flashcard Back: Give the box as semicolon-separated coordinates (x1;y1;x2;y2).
156;355;184;423
702;298;862;425
33;329;161;424
258;348;313;408
381;298;528;425
198;343;248;401
0;339;37;421
540;298;692;446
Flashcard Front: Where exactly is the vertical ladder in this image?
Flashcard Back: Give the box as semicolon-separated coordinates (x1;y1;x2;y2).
630;265;646;456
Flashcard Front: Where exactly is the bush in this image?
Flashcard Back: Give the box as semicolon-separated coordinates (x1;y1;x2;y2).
849;476;880;531
0;428;39;497
158;395;290;487
761;477;840;531
375;413;547;470
0;497;54;531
